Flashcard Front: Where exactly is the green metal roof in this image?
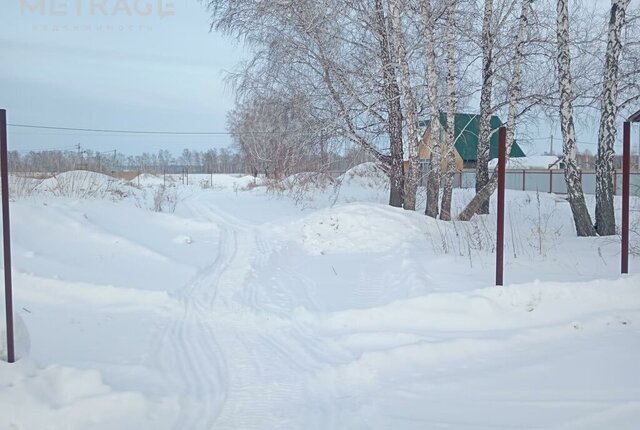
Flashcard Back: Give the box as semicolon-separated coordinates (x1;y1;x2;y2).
419;113;526;161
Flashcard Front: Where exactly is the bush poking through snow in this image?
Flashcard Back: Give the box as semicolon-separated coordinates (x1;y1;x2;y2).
8;174;42;199
152;185;178;213
35;171;134;200
267;172;337;204
527;191;563;257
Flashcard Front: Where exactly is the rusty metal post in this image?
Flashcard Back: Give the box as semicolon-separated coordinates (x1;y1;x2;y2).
496;127;506;286
1;110;15;363
622;121;631;274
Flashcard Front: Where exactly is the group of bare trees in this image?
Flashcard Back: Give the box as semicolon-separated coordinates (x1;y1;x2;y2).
8;147;245;175
8;144;371;178
210;0;640;236
228;90;340;179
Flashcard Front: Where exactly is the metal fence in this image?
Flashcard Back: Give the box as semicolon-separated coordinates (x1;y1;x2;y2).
450;169;640;196
419;164;640;197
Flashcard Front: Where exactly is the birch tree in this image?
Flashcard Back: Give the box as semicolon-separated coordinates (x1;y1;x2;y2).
208;0;409;207
475;0;496;215
369;0;407;207
556;0;596;236
595;0;631;236
458;0;533;221
440;0;458;221
389;0;421;211
421;0;443;218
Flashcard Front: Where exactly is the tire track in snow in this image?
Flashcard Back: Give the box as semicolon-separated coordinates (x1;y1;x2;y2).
150;201;234;429
149;195;343;429
188;198;343;429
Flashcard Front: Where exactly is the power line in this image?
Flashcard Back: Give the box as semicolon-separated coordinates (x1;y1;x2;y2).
8;123;232;136
7;122;322;136
526;136;600;146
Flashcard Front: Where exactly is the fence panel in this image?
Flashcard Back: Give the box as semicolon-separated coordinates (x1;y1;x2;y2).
551;170;567;194
522;171;548;193
632;173;640;195
461;171;476;188
505;171;524;191
418;164;640;196
581;172;596;195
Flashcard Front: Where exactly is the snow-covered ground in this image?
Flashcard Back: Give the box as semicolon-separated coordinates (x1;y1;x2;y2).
1;167;639;429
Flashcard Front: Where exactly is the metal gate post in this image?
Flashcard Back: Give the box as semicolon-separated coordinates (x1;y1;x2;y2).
496;127;506;286
622;121;631;274
0;109;15;363
621;110;640;273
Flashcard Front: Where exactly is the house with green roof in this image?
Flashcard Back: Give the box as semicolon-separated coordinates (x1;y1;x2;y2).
418;113;526;169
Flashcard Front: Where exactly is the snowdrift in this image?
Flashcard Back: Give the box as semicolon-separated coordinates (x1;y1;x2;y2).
338;162;389;189
295;203;423;255
0;308;30;361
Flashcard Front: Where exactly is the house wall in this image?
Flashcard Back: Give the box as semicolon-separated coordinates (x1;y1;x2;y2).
418;128;464;171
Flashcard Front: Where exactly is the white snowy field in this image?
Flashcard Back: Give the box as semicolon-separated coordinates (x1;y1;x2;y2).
1;166;639;429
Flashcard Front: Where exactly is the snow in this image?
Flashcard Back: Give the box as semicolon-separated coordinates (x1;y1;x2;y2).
1;167;639;429
0;309;30;360
489;155;563;170
296;203;423;255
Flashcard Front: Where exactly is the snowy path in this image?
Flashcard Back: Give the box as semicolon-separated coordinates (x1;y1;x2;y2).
153;196;338;429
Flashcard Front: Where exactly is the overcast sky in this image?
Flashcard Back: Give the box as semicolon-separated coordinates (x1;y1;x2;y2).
1;0;637;158
1;0;244;155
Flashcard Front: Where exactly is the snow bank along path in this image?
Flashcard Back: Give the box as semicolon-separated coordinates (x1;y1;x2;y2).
2;170;639;429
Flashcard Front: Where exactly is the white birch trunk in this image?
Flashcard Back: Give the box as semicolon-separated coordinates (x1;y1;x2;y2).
595;0;630;235
440;0;458;221
369;0;406;208
476;0;495;215
556;0;596;236
458;0;532;221
421;0;442;218
389;0;421;211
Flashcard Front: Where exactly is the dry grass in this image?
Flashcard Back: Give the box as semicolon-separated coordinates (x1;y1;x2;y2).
109;171;139;181
11;172;54;180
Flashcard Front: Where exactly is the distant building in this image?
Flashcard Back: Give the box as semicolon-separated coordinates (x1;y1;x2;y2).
418;113;526;169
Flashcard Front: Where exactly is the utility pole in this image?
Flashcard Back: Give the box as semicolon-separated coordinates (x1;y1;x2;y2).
76;143;81;169
549;134;554;155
